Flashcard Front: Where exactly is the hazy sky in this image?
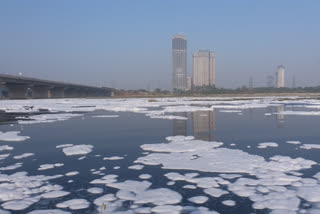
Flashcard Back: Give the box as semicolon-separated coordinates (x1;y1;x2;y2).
1;0;319;89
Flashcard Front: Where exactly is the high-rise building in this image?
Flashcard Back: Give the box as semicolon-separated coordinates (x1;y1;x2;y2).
186;76;192;90
192;50;215;87
277;65;285;88
172;35;187;91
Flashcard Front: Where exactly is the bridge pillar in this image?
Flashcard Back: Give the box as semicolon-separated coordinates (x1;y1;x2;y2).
31;85;50;99
49;87;65;98
6;84;29;99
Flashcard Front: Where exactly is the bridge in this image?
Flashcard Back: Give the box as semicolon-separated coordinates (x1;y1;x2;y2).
0;74;113;99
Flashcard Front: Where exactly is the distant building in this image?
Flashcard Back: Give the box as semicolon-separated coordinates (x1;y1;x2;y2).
192;50;215;87
187;76;192;90
277;65;285;88
172;35;187;91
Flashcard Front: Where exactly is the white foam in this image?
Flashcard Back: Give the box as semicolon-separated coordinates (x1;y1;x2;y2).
103;156;124;160
27;209;71;214
13;153;34;160
128;165;144;170
300;144;320;150
92;115;119;118
61;144;93;156
188;196;208;204
277;111;320;116
41;191;70;199
286;141;301;145
183;185;197;189
139;174;152;179
204;188;228;197
151;205;183;213
18;113;82;124
222;200;236;206
219;174;242;179
149;115;188;120
0;153;10;160
0;145;13;152
56;199;90;210
38;163;64;171
0;163;23;171
65;171;79;176
56;144;73;148
87;187;103;194
258;142;279;149
0;131;29;142
90;174;118;184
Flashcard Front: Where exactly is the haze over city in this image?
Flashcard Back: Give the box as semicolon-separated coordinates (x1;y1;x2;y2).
1;0;319;90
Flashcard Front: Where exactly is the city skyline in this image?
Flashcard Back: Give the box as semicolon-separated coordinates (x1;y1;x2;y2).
0;1;319;89
172;35;187;91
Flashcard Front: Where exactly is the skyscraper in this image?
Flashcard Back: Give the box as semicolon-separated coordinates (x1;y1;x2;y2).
192;50;215;87
277;65;285;88
172;35;187;91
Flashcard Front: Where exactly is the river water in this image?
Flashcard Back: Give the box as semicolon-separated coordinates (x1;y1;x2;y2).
0;97;319;214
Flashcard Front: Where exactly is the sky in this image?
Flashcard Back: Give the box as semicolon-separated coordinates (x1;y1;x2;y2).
0;0;319;90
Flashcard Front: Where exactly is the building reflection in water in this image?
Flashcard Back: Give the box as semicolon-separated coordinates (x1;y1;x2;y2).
172;110;216;141
276;105;285;127
172;112;187;136
193;110;215;141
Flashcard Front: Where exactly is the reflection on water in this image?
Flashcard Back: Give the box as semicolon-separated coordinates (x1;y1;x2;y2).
172;112;187;136
173;110;215;141
276;105;285;127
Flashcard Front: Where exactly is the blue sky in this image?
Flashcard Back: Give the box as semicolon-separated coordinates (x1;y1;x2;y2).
0;0;319;89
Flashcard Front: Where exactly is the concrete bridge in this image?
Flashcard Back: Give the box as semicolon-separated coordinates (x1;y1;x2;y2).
0;74;113;99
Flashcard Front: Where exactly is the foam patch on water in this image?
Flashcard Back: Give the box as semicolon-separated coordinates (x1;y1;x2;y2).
133;136;320;213
90;174;118;184
0;145;13;152
92;115;119;118
139;174;152;179
0;154;10;161
27;209;71;214
222;200;236;206
219;110;242;113
188;196;208;204
38;163;64;171
65;171;79;176
56;199;90;210
56;144;73;149
258;142;279;149
103;156;124;160
18;113;82;124
0;171;66;211
128;165;144;170
0;163;23;171
61;144;93;156
87;187;103;194
286;141;301;145
300;144;320;150
41;191;70;199
0;131;30;142
149;115;188;120
13;153;34;160
277;111;320;116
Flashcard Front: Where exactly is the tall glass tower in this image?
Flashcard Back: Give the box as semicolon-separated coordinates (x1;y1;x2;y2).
172;35;187;91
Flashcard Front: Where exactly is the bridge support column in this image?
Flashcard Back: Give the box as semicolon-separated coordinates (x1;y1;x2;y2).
49;87;65;98
6;84;29;99
31;86;50;99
